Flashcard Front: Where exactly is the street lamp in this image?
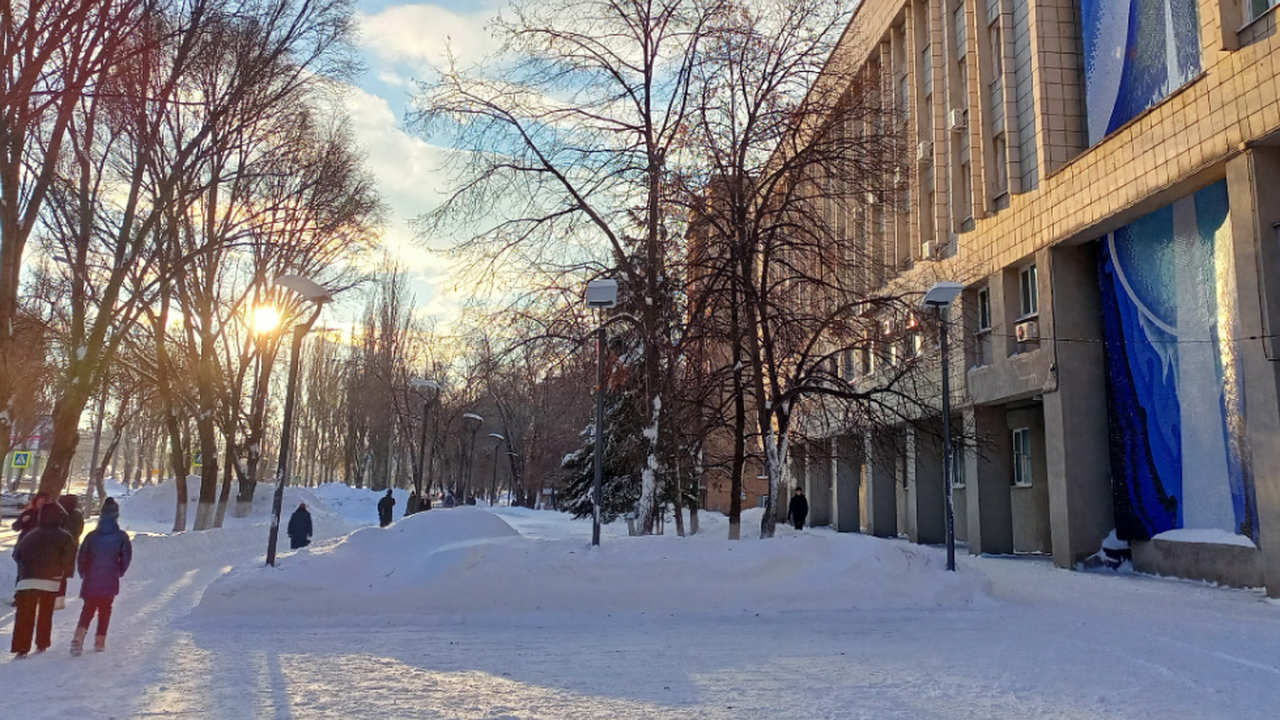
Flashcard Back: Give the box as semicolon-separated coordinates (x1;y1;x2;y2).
461;412;484;503
585;278;618;547
923;281;964;573
266;274;332;567
488;433;506;505
411;379;442;505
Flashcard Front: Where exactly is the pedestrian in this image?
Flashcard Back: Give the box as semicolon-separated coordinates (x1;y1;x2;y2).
421;493;432;511
11;492;50;542
377;489;395;527
406;490;420;517
287;502;313;549
71;497;131;656
443;491;456;508
11;502;77;657
55;495;85;611
788;487;809;531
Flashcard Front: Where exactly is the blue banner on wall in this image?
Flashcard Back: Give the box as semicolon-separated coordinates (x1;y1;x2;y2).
1081;0;1202;146
1098;181;1258;542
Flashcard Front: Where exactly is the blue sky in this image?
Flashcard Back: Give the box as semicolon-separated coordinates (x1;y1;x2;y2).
342;1;509;326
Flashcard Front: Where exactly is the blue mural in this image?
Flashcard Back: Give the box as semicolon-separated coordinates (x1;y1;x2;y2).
1098;181;1258;542
1081;0;1202;146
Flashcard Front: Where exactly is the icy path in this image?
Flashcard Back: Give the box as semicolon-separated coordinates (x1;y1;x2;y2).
2;508;1280;719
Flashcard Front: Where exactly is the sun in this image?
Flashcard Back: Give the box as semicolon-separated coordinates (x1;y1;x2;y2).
252;305;281;334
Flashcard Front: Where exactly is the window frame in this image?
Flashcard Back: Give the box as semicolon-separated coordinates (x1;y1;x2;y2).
1018;263;1039;319
976;286;992;331
1012;427;1033;487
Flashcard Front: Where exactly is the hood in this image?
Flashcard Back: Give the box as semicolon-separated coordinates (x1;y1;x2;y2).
59;494;79;511
39;502;67;527
96;515;121;534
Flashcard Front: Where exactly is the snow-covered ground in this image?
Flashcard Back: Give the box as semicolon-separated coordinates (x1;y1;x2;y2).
2;483;1280;719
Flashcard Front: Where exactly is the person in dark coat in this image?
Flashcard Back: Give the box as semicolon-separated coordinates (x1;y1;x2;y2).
788;488;809;531
55;495;85;609
406;491;420;517
11;503;77;657
72;497;131;655
377;489;395;527
11;492;50;542
287;503;313;549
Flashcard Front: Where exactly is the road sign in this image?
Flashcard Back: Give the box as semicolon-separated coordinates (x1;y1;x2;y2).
11;451;31;469
193;451;203;468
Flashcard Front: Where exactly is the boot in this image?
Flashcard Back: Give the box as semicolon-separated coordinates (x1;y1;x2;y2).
94;635;106;653
70;627;88;657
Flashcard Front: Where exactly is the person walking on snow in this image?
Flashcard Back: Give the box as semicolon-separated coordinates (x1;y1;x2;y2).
378;489;395;527
287;502;313;549
55;494;85;611
788;488;809;531
11;503;77;657
71;497;131;656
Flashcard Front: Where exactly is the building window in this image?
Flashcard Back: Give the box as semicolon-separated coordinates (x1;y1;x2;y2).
988;19;1003;79
1012;428;1033;487
900;74;911;122
954;5;967;58
1019;263;1038;318
921;44;933;98
951;438;966;488
992;133;1009;200
1250;0;1279;21
976;287;991;331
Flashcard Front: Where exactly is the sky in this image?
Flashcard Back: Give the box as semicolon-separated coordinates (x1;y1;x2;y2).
342;0;510;328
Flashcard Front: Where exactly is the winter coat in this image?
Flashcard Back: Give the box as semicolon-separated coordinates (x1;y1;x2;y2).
13;504;78;592
788;494;809;522
377;495;395;525
59;496;85;542
287;507;313;542
11;501;48;541
77;515;133;599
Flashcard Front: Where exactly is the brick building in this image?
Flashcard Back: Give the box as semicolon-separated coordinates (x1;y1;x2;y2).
776;0;1280;595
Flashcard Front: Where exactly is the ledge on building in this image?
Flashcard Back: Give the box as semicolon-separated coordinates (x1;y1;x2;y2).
1131;530;1264;589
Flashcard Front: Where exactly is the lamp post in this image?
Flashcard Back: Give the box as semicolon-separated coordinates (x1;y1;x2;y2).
923;281;965;572
461;412;483;503
266;274;331;567
488;433;505;505
585;278;618;546
411;379;441;502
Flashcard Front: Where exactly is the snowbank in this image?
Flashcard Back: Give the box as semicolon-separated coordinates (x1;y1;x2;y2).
192;507;991;622
117;476;340;534
309;483;408;526
1152;528;1258;548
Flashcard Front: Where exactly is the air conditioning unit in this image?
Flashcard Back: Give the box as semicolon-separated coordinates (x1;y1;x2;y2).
882;319;896;336
865;191;878;205
948;109;967;133
1015;319;1040;343
916;141;932;164
922;240;941;260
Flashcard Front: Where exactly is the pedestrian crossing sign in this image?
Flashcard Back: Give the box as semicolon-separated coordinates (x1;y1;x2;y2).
11;451;31;468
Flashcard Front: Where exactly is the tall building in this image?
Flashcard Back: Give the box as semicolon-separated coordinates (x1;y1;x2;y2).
781;0;1280;594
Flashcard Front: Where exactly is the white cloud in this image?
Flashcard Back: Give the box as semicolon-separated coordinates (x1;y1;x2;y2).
357;4;504;74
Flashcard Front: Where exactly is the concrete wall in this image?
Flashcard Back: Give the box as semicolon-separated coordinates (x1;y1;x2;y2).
863;433;900;537
1133;540;1265;589
1227;148;1280;598
1008;405;1052;554
906;424;946;544
833;436;862;533
1042;243;1115;567
804;442;833;527
965;406;1015;555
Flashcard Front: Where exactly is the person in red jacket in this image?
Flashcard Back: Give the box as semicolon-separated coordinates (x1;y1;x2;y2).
10;503;77;657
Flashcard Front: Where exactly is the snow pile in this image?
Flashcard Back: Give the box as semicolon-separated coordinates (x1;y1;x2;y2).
117;476;339;534
192;507;991;621
1152;528;1258;548
309;483;408;526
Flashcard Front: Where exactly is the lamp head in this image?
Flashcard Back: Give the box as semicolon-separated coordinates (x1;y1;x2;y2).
275;274;333;304
585;279;618;309
922;281;964;308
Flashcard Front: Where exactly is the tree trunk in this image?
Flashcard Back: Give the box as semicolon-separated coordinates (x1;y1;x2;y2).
37;390;89;498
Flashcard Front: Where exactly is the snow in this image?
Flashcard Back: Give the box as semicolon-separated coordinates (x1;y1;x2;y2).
1152;528;1258;548
4;495;1280;718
